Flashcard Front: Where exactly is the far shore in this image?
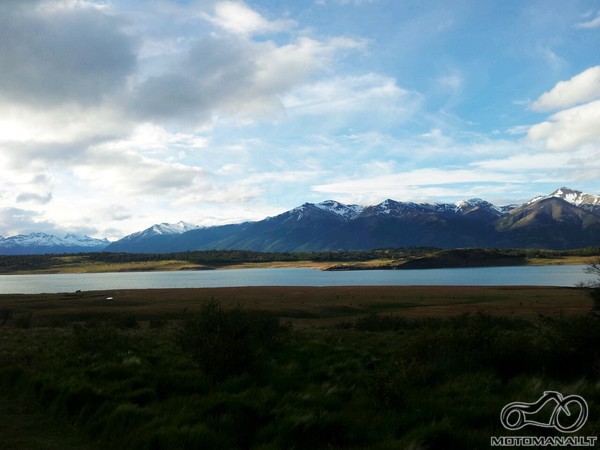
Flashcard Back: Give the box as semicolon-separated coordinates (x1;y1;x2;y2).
0;255;594;275
1;247;597;276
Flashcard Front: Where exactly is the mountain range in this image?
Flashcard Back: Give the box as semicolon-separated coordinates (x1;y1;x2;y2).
0;233;109;255
2;187;600;255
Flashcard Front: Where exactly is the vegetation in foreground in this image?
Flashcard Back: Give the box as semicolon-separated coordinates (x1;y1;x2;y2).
1;293;599;449
0;246;598;274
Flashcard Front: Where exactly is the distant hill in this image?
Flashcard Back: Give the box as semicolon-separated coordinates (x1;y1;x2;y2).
104;187;600;253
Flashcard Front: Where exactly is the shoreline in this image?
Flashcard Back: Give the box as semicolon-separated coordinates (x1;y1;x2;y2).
0;255;594;276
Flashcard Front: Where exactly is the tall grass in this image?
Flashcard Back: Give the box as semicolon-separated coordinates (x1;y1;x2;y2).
0;306;598;448
176;299;288;379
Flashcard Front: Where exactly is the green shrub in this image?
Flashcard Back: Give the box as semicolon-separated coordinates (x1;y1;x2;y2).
176;299;287;379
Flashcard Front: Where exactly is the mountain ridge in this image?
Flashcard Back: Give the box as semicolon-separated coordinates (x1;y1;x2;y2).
105;187;600;253
2;187;600;254
0;233;109;255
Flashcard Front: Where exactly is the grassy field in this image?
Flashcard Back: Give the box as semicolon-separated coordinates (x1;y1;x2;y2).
1;286;599;449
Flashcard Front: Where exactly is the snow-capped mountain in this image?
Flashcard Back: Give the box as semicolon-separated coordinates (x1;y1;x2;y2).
6;187;600;255
359;198;503;219
361;199;426;217
104;221;199;253
105;187;600;252
62;234;111;248
127;221;198;239
0;233;110;255
549;187;600;206
454;198;503;214
314;200;364;221
542;187;600;215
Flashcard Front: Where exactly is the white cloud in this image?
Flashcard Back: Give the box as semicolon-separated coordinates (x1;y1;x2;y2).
254;37;365;92
527;100;600;150
472;152;576;171
205;1;297;35
74;148;209;196
312;168;525;201
436;69;463;94
284;73;419;118
524;67;600;154
130;34;364;126
0;103;130;159
530;66;600;112
0;207;62;237
104;124;208;156
575;12;600;29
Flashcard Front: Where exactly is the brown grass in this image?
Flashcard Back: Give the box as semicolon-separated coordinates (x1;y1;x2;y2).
0;286;592;328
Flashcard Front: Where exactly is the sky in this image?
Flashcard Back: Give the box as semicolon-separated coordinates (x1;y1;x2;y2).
1;0;600;240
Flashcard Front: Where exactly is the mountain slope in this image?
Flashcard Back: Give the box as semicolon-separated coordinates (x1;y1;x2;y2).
547;187;600;215
495;197;600;249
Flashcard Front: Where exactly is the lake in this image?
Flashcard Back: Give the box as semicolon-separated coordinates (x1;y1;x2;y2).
0;265;595;294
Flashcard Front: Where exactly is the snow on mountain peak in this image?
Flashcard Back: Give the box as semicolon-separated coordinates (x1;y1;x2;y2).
315;200;364;220
62;234;110;247
454;198;502;214
0;232;109;253
549;187;600;206
148;221;198;236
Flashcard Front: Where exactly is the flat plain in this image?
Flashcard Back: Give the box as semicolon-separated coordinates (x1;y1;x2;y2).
0;285;592;327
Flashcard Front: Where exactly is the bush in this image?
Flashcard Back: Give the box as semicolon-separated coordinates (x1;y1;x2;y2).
176;299;287;379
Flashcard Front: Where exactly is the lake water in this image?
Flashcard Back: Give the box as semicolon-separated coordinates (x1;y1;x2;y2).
0;265;595;294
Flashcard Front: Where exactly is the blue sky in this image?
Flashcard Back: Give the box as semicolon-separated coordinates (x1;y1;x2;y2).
1;0;599;239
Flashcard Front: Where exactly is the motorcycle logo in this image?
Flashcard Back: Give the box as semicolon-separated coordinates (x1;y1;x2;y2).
500;391;588;433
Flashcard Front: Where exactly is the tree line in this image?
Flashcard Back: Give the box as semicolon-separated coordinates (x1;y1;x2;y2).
0;247;599;273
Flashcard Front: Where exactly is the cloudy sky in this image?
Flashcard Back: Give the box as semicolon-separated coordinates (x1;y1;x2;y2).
1;0;600;240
